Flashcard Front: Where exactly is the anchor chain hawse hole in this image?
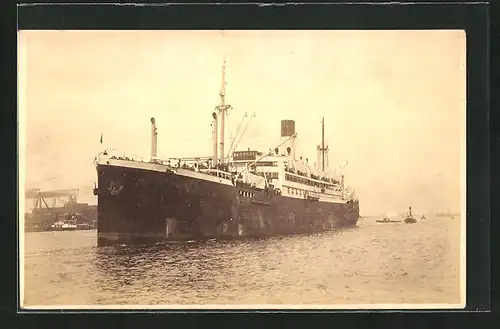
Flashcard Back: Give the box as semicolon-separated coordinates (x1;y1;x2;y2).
108;181;124;196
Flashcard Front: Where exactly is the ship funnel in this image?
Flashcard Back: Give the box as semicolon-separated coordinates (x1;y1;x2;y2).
280;120;296;159
150;117;158;160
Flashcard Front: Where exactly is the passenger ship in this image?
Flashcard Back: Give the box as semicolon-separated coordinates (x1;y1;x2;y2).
93;61;359;246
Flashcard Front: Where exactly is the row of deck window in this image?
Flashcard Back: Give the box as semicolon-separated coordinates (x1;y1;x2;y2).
234;151;260;157
238;190;255;198
287;187;303;196
286;187;340;200
209;172;231;180
285;173;340;190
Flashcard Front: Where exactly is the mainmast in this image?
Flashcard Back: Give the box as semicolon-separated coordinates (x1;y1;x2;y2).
216;59;232;165
319;117;329;171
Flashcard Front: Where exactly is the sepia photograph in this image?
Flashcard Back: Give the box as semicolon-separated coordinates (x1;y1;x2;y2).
18;30;466;309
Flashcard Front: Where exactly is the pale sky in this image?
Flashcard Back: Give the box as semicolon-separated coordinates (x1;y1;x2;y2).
18;30;465;215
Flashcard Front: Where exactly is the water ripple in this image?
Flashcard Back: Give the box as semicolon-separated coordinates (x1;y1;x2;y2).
23;217;461;306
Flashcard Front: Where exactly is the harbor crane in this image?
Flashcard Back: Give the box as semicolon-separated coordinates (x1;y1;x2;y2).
25;188;79;210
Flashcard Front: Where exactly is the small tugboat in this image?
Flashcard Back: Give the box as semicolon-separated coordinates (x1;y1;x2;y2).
48;212;95;231
404;206;417;224
376;214;401;223
50;220;77;231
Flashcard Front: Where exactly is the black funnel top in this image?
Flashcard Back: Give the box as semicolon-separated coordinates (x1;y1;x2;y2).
281;120;295;137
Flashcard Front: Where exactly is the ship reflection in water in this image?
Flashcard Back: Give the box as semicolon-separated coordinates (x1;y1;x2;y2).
23;215;461;307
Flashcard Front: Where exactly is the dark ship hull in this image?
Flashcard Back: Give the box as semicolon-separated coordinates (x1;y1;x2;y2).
404;217;417;224
95;160;359;246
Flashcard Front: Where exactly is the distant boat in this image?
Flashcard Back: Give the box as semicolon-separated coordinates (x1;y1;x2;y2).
24;188;97;232
437;211;458;218
404;206;417;224
50;220;77;231
376;215;401;223
421;215;427;220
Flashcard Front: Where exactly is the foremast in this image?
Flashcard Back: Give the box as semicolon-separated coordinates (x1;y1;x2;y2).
216;59;232;165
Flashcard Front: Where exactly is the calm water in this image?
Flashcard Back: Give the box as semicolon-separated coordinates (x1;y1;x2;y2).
22;216;461;307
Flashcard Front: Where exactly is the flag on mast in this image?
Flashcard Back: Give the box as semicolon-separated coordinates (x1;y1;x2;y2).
100;133;103;144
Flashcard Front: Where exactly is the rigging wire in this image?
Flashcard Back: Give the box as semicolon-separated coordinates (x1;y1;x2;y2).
229;112;256;160
225;112;248;158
